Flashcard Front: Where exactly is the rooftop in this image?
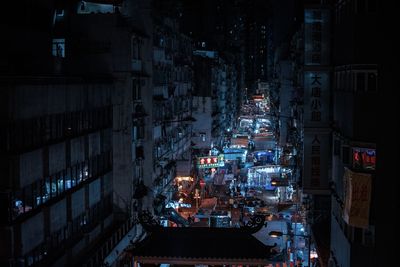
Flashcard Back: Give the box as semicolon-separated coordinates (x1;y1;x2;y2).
129;226;275;265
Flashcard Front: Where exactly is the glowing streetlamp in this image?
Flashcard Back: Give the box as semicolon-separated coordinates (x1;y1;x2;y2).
269;230;284;238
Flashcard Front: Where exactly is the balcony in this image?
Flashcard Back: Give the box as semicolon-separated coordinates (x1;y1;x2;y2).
131;59;142;72
6;151;112;223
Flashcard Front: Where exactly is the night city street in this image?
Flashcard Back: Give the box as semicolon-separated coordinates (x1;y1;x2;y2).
0;1;396;267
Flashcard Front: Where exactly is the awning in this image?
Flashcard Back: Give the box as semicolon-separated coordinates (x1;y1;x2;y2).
277;203;294;212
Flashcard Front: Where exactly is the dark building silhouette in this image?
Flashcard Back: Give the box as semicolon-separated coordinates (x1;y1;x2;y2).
1;1;157;266
329;0;378;266
242;0;270;95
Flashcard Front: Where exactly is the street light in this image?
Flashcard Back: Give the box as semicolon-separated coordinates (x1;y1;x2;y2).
268;231;312;267
269;230;284;238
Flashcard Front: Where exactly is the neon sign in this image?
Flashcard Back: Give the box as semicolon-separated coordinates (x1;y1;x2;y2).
197;155;224;169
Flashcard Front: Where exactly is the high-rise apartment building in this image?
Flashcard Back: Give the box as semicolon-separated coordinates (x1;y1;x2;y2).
243;0;270;95
0;1;155;266
329;1;378;266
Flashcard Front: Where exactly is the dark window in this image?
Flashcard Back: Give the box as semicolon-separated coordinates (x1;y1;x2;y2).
311;145;321;155
346;72;351;90
354;227;362;243
132;79;141;101
367;0;377;12
357;0;366;13
342;146;350;164
363;228;375;246
335;73;340;90
139;122;145;139
367;73;377;91
356;73;365;91
334;140;341;156
136;146;144;159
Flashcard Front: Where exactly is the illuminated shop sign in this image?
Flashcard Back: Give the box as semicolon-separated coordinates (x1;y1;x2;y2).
197;155;224;169
252;94;264;101
352;147;376;170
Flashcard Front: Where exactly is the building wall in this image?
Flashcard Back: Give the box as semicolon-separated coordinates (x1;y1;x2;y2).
330;216;351;267
20;212;45;255
244;2;269;94
330;1;378;266
1;80;113;266
0;1;159;266
277;60;294;147
112;78;136;213
192;96;213;149
151;16;194;211
71;188;86;219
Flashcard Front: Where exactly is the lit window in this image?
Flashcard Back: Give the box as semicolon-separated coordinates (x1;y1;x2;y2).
56;9;64;17
77;1;116;14
53;9;65;26
52;39;65;58
200;133;206;142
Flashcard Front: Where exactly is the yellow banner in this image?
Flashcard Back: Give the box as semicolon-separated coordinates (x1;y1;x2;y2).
343;168;372;228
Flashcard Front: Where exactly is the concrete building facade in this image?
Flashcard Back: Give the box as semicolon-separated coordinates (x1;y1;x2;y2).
329;0;377;266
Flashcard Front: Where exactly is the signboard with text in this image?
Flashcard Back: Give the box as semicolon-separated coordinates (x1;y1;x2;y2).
303;131;330;190
303;7;331;193
343;168;372;228
304;8;330;66
197;155;224;169
304;71;330;127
